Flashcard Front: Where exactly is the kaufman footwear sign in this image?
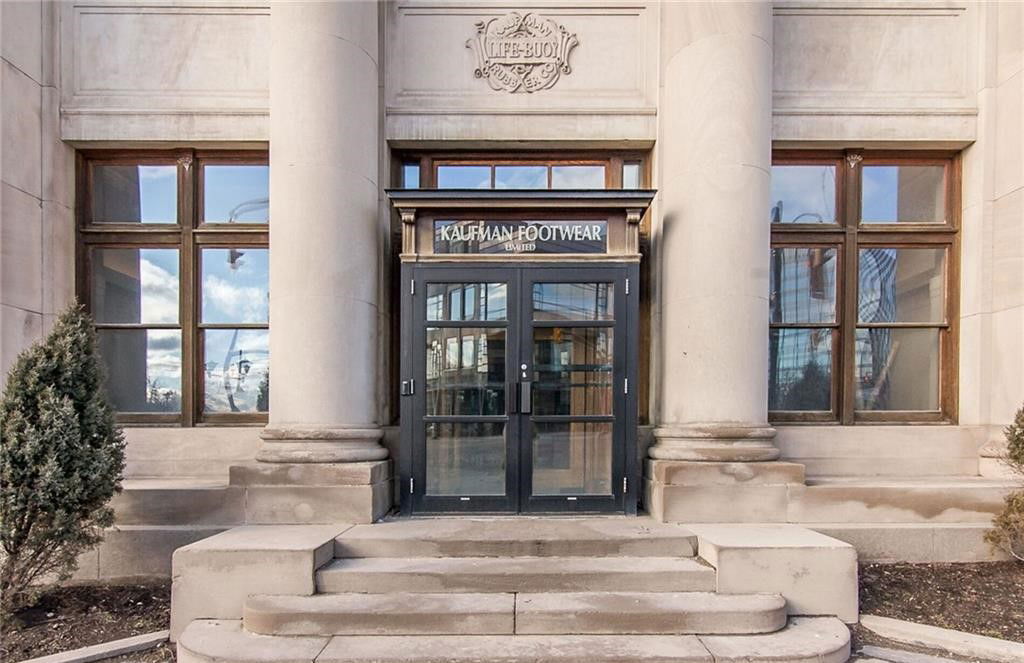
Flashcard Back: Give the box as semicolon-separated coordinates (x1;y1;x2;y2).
466;12;579;93
434;220;607;254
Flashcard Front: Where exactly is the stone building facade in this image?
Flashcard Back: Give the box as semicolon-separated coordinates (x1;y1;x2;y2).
1;0;1022;580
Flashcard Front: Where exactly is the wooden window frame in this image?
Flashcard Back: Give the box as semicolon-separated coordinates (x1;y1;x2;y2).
770;149;961;425
77;148;269;427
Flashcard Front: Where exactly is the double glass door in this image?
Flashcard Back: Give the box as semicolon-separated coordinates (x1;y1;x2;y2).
401;264;637;514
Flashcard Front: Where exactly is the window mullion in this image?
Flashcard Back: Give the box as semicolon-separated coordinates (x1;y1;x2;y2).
179;152;197;427
839;152;862;424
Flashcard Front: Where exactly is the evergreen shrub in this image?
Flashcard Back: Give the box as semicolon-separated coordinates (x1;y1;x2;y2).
0;306;125;613
985;403;1024;562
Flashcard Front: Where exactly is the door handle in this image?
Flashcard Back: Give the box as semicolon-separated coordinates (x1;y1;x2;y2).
506;382;517;414
519;381;532;414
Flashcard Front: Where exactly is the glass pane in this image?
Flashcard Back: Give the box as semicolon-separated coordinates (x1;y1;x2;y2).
858;248;945;323
622;162;641;189
426;422;506;496
495;166;547;189
551;165;605;189
855;328;940;411
98;329;181;413
862;165;945;223
532;422;612;496
203;165;269;223
769;328;832;411
91;165;177;224
402;163;420;189
437;165;491;189
770;247;837;324
203;329;269;414
769;165;836;224
425;328;506;416
533;327;613;416
201;248;269;324
92;248;179;324
533;283;614;321
426;283;507;321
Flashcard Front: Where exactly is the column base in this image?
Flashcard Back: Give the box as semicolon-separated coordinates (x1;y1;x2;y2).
258;427;388;463
230;461;392;524
644;459;805;523
650;424;780;462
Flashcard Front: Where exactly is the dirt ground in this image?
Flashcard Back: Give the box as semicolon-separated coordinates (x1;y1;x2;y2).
0;579;171;663
859;561;1024;643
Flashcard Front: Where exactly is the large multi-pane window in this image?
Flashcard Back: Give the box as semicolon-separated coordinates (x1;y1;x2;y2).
78;151;269;425
769;151;959;423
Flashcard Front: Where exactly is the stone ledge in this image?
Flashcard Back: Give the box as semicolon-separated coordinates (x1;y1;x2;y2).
230;461;391;487
860;614;1024;663
645;460;805;485
687;524;859;623
170;525;351;641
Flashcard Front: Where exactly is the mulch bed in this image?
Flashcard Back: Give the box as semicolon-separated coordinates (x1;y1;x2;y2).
0;579;171;663
860;561;1024;643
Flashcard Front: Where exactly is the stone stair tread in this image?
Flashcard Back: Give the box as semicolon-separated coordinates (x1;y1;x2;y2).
244;592;514;635
516;591;787;635
334;517;698;558
316;556;716;594
178;617;851;663
700;616;851;662
318;633;713;662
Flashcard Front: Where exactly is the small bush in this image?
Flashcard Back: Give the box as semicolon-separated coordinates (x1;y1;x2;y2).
0;306;125;614
985;491;1024;562
987;402;1024;562
1004;403;1024;477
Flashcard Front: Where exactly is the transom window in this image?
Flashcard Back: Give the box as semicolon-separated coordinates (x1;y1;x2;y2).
398;155;645;191
769;151;959;424
78;150;269;425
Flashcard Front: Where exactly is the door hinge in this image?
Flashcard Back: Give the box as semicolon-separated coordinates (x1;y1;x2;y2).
410;279;416;295
625;278;630;295
624;377;629;394
409;477;414;494
623;476;628;493
401;378;415;396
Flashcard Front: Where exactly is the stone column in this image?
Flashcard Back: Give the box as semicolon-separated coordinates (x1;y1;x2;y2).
234;1;389;524
646;2;804;522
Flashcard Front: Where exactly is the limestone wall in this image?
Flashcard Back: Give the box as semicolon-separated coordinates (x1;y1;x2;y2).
0;0;75;380
0;2;1022;478
58;0;269;142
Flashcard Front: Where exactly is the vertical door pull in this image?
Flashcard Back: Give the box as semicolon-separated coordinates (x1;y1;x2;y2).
519;381;532;414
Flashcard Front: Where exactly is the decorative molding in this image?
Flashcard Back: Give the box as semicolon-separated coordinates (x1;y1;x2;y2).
399;208;418;255
845;153;863;169
177;155;193;171
466;12;578;94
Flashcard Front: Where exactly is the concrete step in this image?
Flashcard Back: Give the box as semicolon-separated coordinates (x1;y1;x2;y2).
334;517;698;558
316;556;716;594
178;617;851;663
790;476;1018;524
516;591;787;635
242;591;785;637
244;592;515;635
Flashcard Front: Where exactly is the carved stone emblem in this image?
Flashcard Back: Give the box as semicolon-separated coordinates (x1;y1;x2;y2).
466;12;579;93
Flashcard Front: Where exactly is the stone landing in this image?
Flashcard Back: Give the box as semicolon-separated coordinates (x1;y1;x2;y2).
172;518;855;662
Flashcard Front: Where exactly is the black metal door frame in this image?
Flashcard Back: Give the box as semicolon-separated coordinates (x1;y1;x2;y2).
399;262;638;515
